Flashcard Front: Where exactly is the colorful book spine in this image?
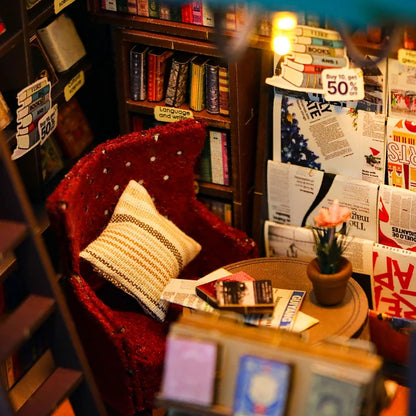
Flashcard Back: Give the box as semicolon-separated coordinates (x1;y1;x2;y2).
218;65;230;116
130;45;148;101
221;131;230;186
289;52;347;67
189;55;207;111
225;5;236;30
209;130;228;185
181;3;193;23
294;25;343;41
191;1;203;25
291;43;345;57
281;65;322;88
127;0;137;14
205;59;219;114
199;137;212;182
137;0;149;16
148;0;159;18
147;50;157;101
0;17;6;36
285;58;334;74
294;36;344;48
158;3;171;20
202;1;214;27
117;0;129;13
165;53;191;107
102;0;117;11
148;49;173;102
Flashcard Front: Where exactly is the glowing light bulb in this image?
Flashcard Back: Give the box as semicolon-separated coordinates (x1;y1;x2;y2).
271;12;297;55
273;35;292;55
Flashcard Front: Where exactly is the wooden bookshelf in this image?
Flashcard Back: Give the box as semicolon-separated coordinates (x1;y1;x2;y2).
0;125;107;414
88;4;262;234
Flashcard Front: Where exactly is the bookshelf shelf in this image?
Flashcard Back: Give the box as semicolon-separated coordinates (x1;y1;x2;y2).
27;3;55;33
0;221;28;254
0;32;24;60
17;367;82;416
0;4;108;413
126;100;232;130
0;295;55;362
197;181;234;200
0;254;17;284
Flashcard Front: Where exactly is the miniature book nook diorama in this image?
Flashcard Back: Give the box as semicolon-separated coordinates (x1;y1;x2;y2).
1;1;416;416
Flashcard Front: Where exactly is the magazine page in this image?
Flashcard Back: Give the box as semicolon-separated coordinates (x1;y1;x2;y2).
378;184;416;251
386;115;416;190
264;221;315;260
387;58;416;121
264;221;374;275
372;243;416;319
264;221;374;304
272;93;386;184
267;160;379;241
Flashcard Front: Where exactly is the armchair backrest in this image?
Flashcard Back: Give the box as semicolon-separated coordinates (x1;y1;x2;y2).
47;119;208;289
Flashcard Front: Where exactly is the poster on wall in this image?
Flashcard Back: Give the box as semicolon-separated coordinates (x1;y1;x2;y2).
272;93;386;184
266;25;349;94
372;243;416;319
386;116;416;190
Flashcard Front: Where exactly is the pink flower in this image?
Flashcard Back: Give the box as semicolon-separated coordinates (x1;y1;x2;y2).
314;199;351;228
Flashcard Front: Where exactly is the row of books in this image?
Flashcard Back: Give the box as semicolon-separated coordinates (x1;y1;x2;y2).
0;324;49;393
101;1;252;30
39;97;94;183
198;196;232;226
2;346;76;414
274;25;348;91
130;45;230;115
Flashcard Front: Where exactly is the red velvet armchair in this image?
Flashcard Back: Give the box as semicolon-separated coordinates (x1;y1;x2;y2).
46;119;258;416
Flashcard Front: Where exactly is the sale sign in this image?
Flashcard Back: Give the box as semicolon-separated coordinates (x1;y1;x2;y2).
322;67;365;101
12;78;57;160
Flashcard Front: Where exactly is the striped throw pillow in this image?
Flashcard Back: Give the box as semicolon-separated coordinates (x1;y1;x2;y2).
80;180;201;322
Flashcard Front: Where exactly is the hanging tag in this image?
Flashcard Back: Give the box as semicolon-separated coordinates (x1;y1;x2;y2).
322;67;364;101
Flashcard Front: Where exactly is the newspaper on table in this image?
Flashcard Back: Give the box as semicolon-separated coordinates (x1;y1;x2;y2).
160;268;318;333
267;160;379;242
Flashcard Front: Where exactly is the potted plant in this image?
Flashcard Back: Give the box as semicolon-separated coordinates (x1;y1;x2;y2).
307;199;352;306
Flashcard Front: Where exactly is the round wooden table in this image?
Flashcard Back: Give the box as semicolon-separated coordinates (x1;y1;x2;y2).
223;257;369;345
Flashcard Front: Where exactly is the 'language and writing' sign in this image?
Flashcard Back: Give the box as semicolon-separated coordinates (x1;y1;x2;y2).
154;106;194;123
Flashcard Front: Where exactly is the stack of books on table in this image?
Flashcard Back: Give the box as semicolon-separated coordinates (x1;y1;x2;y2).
161;268;315;333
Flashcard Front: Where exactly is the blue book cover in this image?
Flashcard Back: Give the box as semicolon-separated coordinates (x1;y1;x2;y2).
233;355;292;416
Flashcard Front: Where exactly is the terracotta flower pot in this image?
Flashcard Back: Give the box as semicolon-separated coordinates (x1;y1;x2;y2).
306;256;352;306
